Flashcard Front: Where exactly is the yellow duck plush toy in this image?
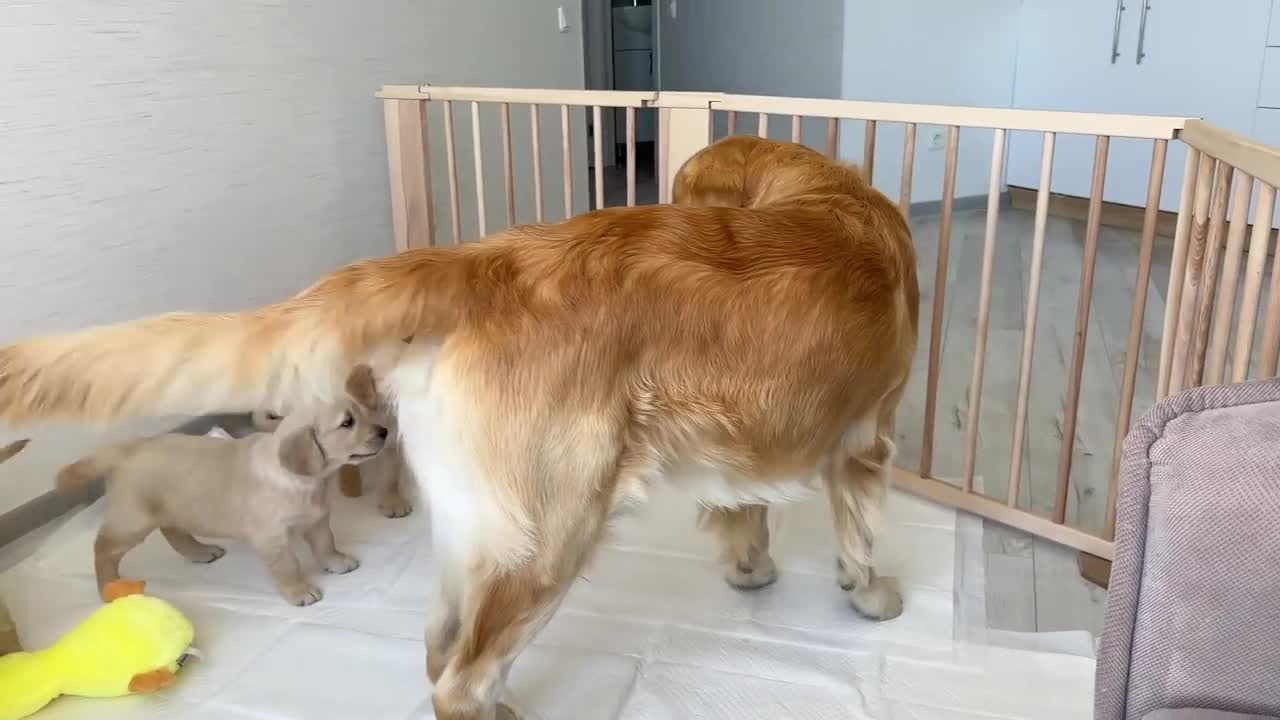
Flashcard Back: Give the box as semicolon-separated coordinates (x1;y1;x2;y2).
0;579;195;720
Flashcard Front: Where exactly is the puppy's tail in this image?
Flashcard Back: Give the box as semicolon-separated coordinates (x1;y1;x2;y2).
55;443;136;494
0;247;476;425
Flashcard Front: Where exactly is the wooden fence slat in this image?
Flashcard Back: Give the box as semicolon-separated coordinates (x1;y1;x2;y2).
961;128;1007;493
1008;131;1056;508
1188;165;1235;386
919;125;960;480
1054;135;1109;525
500;103;515;227
470;101;487;237
1106;138;1167;539
1157;149;1202;398
1234;184;1278;381
442;100;462;243
530;104;544;222
1169;158;1219;393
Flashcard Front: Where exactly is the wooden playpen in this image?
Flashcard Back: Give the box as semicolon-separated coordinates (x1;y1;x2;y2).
377;84;1280;569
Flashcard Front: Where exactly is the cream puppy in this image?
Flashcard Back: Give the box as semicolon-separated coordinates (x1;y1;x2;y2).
57;366;389;606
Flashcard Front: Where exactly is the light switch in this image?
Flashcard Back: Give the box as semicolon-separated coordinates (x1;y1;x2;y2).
557;6;570;33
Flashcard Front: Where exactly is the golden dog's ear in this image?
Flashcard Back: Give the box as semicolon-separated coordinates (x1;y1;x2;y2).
0;439;29;464
279;426;326;477
344;364;379;411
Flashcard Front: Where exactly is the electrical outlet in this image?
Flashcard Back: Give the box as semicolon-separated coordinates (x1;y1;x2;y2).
928;129;945;151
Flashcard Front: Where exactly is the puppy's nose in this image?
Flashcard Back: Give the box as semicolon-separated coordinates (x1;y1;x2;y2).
375;426;389;440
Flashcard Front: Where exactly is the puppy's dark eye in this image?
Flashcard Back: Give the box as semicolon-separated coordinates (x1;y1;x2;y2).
266;412;283;421
340;412;355;429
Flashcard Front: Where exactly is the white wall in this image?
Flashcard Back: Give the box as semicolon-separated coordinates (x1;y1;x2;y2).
658;0;844;98
654;0;1020;204
0;1;587;514
422;2;590;237
656;0;845;150
840;0;1021;204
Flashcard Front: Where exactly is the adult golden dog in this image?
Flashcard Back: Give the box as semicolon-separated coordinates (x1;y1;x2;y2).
0;135;917;720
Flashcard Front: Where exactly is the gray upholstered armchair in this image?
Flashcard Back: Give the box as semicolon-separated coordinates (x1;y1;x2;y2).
1095;379;1280;719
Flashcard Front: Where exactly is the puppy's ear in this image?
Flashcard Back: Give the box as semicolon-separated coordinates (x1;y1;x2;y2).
279;426;326;477
250;409;282;432
0;439;29;464
345;364;379;411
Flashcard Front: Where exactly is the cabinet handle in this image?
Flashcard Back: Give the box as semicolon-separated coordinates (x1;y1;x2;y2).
1135;0;1151;64
1111;0;1127;64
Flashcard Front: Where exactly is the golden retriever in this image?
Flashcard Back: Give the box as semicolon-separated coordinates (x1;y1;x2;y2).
0;135;917;720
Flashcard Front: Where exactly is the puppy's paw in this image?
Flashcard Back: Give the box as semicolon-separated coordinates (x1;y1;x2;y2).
323;553;360;575
378;493;413;519
846;574;903;621
723;554;778;590
282;584;323;607
191;545;226;564
496;702;521;720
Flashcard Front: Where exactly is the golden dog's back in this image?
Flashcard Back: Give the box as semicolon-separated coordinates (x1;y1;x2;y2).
673;135;869;209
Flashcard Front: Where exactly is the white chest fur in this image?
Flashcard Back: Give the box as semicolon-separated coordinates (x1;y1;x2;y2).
385;344;532;574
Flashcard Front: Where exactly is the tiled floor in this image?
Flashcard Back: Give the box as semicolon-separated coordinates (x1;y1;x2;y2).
1;471;1096;719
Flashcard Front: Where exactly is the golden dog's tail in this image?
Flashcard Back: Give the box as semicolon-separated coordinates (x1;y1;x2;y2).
0;247;473;425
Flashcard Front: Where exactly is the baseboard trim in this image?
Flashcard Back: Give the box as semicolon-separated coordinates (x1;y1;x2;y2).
1008;185;1277;258
0;413;255;550
1077;551;1111;589
909;192;1007;217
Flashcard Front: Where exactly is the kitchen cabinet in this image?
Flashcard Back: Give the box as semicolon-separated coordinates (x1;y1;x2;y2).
1006;0;1271;215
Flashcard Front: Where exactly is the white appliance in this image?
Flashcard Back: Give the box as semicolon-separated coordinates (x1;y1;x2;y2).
612;2;656;144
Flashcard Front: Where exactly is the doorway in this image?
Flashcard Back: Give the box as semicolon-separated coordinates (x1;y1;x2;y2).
583;0;659;207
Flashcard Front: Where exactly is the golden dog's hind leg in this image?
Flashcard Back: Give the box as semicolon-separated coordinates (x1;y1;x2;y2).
430;556;586;720
825;431;903;621
426;565;464;685
699;505;776;590
429;484;606;720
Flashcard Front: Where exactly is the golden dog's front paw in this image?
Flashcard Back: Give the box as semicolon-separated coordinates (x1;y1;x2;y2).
723;554;778;590
282;583;323;606
846;574;902;621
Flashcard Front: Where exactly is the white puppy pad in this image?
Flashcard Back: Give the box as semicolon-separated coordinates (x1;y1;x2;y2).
0;483;1094;719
